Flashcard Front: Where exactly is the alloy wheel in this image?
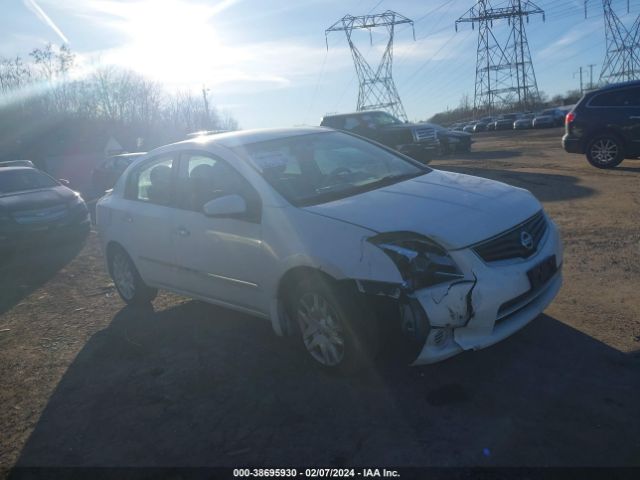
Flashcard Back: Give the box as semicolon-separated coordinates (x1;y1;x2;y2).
590;138;618;165
112;251;136;300
297;292;345;367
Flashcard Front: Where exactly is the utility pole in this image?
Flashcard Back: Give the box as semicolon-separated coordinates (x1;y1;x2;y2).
326;11;415;121
456;0;545;115
574;66;584;94
202;85;210;129
588;63;596;89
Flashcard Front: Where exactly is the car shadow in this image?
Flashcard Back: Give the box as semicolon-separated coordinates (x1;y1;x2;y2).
613;165;640;173
452;150;523;161
0;237;87;315
433;166;595;202
13;301;640;468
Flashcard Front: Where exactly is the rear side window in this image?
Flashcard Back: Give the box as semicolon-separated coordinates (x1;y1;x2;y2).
590;87;640;107
343;117;362;130
322;117;345;129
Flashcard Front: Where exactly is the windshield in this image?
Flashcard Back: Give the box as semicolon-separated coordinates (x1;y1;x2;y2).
232;131;429;207
0;169;58;194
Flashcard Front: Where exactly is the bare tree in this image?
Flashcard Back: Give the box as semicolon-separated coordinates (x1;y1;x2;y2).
0;43;239;161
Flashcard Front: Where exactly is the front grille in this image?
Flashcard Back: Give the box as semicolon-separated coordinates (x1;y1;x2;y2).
473;211;547;262
413;127;437;143
12;204;68;224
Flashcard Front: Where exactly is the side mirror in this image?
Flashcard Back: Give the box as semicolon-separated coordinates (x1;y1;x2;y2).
59;178;70;186
202;194;247;218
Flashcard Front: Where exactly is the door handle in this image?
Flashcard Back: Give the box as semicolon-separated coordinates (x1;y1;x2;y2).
629;116;640;120
176;226;190;237
123;214;133;223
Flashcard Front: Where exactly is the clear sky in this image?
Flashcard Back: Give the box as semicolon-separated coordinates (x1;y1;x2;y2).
2;0;640;128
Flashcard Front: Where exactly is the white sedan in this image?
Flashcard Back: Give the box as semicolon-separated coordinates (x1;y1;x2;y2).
96;128;563;373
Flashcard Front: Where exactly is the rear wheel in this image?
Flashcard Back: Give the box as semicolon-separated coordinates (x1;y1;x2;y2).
109;246;157;305
286;275;379;374
586;135;624;169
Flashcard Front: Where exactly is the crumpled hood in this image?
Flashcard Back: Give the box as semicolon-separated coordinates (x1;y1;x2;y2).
0;186;76;213
302;169;542;250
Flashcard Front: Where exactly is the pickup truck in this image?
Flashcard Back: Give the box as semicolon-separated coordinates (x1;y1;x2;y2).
320;111;448;162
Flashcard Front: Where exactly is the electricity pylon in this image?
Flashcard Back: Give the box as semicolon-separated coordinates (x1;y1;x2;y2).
326;11;414;121
456;0;544;114
597;0;640;83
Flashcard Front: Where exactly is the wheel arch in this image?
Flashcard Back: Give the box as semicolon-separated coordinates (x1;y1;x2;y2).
585;128;627;152
271;265;346;337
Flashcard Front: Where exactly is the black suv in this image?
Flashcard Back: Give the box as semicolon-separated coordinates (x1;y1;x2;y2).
320;111;443;162
563;80;640;168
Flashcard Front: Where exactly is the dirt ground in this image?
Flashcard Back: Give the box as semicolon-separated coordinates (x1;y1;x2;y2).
1;128;639;469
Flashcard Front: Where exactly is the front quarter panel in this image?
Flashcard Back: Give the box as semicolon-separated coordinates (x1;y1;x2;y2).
262;206;403;289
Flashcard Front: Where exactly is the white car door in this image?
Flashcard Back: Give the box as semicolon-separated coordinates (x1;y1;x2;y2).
171;151;268;315
118;153;181;289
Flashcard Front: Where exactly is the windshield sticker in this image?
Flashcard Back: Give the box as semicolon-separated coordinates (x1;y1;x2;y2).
250;151;291;171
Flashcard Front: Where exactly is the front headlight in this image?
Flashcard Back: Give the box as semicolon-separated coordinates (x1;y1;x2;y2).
369;232;464;290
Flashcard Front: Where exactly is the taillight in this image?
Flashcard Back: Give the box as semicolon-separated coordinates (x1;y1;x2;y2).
565;112;575;125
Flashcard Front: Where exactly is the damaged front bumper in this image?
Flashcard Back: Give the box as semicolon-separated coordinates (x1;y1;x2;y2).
410;219;563;365
357;217;563;366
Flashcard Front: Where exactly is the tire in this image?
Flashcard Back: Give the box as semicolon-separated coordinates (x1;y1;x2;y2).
586;134;625;169
108;246;157;305
286;275;379;374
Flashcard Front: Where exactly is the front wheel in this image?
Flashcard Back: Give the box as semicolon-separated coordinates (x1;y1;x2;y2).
109;246;158;305
287;276;378;374
586;135;624;169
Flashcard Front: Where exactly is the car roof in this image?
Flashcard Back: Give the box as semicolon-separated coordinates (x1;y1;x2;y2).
153;127;331;153
593;79;640;92
322;111;385;119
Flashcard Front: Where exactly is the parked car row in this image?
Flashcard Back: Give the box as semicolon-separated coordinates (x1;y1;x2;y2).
452;108;568;133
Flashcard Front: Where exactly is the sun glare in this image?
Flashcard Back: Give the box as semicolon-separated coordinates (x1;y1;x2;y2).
98;0;247;88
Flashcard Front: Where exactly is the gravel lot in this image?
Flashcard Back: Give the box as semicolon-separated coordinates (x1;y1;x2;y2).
1;128;639;469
